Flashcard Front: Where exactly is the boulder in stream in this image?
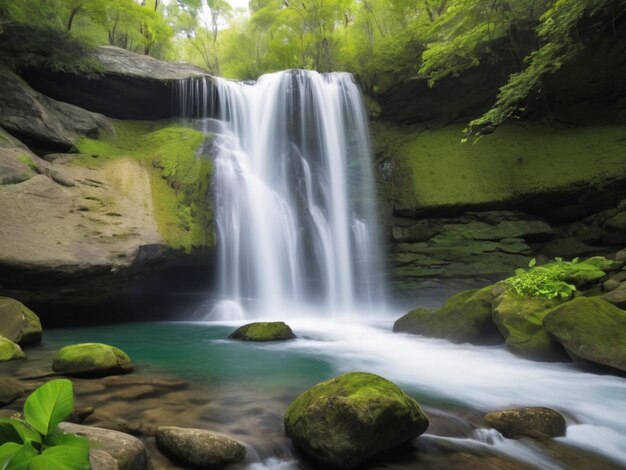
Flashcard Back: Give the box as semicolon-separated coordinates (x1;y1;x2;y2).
543;297;626;373
156;425;246;468
484;407;567;439
284;372;429;469
0;296;42;347
0;335;25;361
0;377;26;405
229;321;296;341
52;343;133;377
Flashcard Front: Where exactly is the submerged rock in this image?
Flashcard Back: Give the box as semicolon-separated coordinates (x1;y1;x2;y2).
60;423;151;470
0;377;26;405
0;296;42;347
491;288;566;361
543;297;626;373
393;285;501;345
284;372;429;469
229;322;295;341
52;343;133;377
0;336;25;361
156;426;245;468
484;407;566;439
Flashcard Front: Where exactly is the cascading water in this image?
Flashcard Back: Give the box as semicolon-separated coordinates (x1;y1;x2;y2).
174;70;383;318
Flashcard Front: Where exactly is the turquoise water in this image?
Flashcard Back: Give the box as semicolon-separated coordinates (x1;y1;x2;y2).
43;322;336;392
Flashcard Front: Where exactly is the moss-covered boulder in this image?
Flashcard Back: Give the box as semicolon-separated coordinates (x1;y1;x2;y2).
0;296;42;347
602;281;626;309
52;343;133;377
0;336;25;362
484;407;566;439
229;322;295;341
393;286;501;345
543;297;626;373
492;288;566;361
284;372;429;469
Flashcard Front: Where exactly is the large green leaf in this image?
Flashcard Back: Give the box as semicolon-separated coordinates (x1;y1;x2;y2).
5;442;37;470
0;419;41;446
24;379;74;437
29;444;91;470
0;442;22;467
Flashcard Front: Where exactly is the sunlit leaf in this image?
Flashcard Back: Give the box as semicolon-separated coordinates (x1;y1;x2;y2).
24;379;74;437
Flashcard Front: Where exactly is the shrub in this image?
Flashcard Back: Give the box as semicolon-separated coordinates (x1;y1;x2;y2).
507;257;607;300
0;379;90;469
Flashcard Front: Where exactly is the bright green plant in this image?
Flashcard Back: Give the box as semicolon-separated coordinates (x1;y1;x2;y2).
0;379;90;469
507;256;607;300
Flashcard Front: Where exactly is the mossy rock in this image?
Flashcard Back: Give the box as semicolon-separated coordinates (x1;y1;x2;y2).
543;297;626;373
0;296;42;347
229;322;295;341
492;288;567;361
484;407;566;439
393;286;501;345
0;336;25;362
52;343;133;377
284;372;429;469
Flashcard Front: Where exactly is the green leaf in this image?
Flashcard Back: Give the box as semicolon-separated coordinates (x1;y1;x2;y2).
0;442;22;467
0;419;41;446
24;379;74;437
528;258;536;267
5;442;37;470
45;429;89;450
29;444;91;470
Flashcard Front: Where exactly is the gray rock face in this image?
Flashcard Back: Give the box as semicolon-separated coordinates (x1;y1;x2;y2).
156;426;245;468
0;377;26;405
484;407;566;439
24;46;211;120
59;423;151;470
0;67;111;152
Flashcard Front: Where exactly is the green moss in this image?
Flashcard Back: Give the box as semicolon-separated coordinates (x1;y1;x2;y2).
52;343;133;377
0;336;25;362
284;372;429;468
17;154;38;174
374;122;626;209
492;287;566;361
229;322;295;341
543;297;626;372
75;120;214;251
394;286;501;345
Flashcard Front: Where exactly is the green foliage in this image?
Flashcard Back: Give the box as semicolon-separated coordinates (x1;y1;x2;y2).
507;257;607;299
0;379;90;470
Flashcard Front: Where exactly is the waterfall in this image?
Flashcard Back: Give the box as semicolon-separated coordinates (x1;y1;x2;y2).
174;70;383;318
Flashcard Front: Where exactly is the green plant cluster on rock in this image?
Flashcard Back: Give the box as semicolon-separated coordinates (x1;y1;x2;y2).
508;257;613;299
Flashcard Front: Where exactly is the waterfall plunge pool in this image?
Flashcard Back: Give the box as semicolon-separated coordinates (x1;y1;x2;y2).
20;317;626;469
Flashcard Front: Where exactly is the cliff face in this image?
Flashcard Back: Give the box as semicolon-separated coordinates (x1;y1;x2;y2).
374;122;626;306
0;49;216;322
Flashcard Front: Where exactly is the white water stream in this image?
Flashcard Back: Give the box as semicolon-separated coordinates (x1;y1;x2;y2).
175;70;383;319
174;71;626;469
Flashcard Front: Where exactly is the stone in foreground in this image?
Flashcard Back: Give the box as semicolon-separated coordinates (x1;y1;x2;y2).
484;407;566;439
0;336;25;361
0;296;42;347
229;321;295;341
52;343;133;377
60;423;151;470
0;377;26;405
284;372;429;469
543;297;626;373
156;426;246;468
